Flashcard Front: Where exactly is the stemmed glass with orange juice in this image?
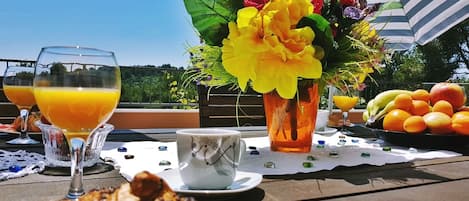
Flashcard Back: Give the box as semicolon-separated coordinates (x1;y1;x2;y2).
3;65;40;144
332;86;359;135
33;46;120;199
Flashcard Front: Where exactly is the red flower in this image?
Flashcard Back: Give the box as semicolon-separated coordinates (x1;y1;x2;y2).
330;23;338;38
244;0;269;10
340;0;356;7
311;0;323;14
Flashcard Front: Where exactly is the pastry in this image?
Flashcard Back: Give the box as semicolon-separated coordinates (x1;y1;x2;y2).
61;171;195;201
11;111;42;132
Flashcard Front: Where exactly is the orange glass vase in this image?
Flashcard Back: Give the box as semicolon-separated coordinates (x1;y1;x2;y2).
263;84;319;153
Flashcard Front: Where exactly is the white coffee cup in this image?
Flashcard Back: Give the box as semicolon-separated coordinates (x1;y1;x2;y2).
176;128;245;190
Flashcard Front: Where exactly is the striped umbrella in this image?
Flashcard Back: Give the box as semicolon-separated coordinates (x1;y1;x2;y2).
367;0;469;50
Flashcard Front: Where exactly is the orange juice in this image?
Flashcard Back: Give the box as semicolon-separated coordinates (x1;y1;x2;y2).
34;87;120;138
3;85;36;109
333;95;359;112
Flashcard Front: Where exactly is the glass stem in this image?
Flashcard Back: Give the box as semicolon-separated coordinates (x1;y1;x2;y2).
342;111;348;130
19;109;30;139
67;138;86;199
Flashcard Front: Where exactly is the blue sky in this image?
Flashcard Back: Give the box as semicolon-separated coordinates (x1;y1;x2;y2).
0;0;200;71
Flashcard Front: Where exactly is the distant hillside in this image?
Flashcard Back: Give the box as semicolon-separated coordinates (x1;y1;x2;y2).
120;64;197;108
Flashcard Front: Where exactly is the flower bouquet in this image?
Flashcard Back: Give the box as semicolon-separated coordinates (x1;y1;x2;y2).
183;0;387;152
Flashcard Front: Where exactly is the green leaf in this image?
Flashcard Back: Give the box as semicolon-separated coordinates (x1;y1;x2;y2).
297;14;334;58
370;1;403;22
183;0;244;46
380;2;403;10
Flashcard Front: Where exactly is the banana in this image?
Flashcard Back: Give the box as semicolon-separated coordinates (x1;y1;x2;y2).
365;89;412;127
372;89;412;110
363;99;375;122
362;110;370;122
368;101;380;117
366;99;376;114
373;100;396;121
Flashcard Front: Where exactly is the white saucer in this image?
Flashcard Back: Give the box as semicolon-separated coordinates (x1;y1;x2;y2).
315;127;338;135
157;168;262;196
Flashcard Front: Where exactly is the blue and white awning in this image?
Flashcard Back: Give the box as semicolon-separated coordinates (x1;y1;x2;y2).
368;0;469;50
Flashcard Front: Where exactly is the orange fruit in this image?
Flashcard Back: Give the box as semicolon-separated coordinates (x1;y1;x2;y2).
422;112;453;134
393;94;413;111
410;100;430;116
403;116;427;134
383;109;412;132
451;111;469;135
432;100;454;116
457;106;469;112
411;89;430;102
430;82;466;109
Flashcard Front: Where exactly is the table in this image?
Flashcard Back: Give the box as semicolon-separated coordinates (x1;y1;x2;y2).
1;128;469;201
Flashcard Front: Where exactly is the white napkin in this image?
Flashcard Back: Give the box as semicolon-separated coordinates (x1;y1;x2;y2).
0;150;46;181
100;133;462;181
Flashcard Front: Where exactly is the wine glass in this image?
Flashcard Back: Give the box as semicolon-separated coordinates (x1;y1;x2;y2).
332;86;359;135
3;65;40;144
33;46;121;199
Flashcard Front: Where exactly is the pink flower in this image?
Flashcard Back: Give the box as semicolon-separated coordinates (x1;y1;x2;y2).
340;0;356;7
311;0;323;14
357;83;367;91
244;0;269;10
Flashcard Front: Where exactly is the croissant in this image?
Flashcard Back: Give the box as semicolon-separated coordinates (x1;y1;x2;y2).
62;171;195;201
11;111;42;132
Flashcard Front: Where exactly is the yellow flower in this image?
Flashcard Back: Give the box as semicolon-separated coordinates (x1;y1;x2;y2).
352;21;379;45
286;0;314;25
358;65;375;83
222;0;322;99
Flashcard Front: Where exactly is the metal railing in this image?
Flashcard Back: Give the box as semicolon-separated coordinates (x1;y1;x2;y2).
118;102;198;109
0;58;198;109
0;58;36;68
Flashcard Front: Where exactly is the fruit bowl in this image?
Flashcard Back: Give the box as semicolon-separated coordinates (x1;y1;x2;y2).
362;83;469;149
362;124;469;149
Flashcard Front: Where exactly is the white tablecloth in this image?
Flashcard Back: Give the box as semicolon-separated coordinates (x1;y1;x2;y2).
100;132;461;181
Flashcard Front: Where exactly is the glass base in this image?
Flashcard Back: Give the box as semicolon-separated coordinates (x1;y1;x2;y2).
270;141;311;153
339;127;355;136
270;146;311;153
7;137;40;145
66;191;84;200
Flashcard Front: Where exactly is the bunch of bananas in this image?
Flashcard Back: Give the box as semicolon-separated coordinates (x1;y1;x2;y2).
363;89;412;127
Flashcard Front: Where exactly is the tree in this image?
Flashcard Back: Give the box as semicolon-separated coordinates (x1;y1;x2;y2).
50;62;66;75
419;20;468;82
365;19;469;100
118;65;198;108
363;49;425;101
392;49;425;84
